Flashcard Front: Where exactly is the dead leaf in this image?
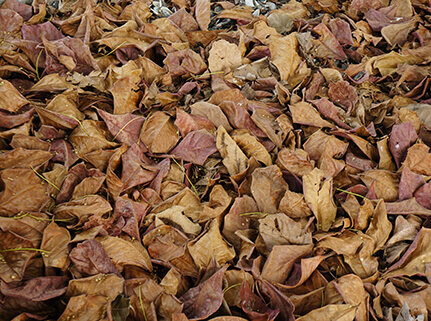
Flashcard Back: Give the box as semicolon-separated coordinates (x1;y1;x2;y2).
140;111;179;154
216;126;248;176
188;220;235;268
208;39;243;73
303;168;337;231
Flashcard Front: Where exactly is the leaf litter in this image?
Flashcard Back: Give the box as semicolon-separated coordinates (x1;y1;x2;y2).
0;0;431;320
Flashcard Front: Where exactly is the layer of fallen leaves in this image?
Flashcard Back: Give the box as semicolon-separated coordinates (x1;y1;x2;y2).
0;0;431;320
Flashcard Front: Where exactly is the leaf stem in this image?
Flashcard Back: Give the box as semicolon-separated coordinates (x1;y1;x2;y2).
35;49;43;80
223;283;241;294
97;41;127;59
188;71;225;81
112;116;141;141
239;212;267;216
30;166;60;191
12;212;73;222
171;157;199;196
138;286;148;321
0;247;50;254
336;188;368;200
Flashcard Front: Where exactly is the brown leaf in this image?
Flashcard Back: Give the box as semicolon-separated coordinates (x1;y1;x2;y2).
399;166;425;201
331;275;368;321
53;195;112;226
258;214;312;253
0;148;52;170
140;111;179;154
222;195;258;248
311;98;351;129
377;137;396;171
66;274;124;301
175;108;216;137
279;189;312;218
97;235;153;272
270;33;310;88
385;198;431;216
40;222;70;270
199;185;231;222
70;239;119;276
313;23;347;60
208;39;243;73
154;205;202;237
328;81;358;113
120;144;157;191
366;200;392;252
401;143;431;176
0;107;34;129
415;183;431;210
276;148;314;177
180;265;228;320
0;231;35;282
261;244;313;283
0;276;67;304
360;169;399;201
190;101;232;131
251;108;291;148
35;89;83;130
231;129;272;166
188;220;235;268
250;165;288;213
164;49;207;77
389;122;418;168
0;79;29;113
69;120;118;156
216;126;248;176
239;281;279;321
0;168;50;216
385;228;431;278
195;0;210;31
171;130;217;166
97;109;145;146
303;168;337;231
289;102;335;128
296;304;357;321
59;294;108;320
